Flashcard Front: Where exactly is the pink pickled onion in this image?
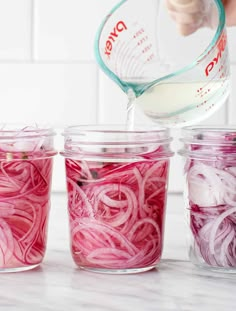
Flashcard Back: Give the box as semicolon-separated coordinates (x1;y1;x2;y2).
66;157;169;270
0;157;53;269
186;160;236;268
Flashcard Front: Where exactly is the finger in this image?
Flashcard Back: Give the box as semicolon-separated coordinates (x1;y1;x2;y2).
166;0;205;14
222;0;236;26
169;11;204;25
177;23;199;36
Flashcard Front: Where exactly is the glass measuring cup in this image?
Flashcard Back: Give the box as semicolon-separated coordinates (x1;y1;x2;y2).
94;0;230;127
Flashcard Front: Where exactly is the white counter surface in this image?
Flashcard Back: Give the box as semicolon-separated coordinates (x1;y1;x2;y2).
0;193;235;311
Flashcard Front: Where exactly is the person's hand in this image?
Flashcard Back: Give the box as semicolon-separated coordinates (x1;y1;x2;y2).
222;0;236;26
166;0;236;36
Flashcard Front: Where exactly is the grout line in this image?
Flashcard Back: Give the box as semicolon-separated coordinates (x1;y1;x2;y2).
0;58;233;65
0;59;96;64
168;191;183;195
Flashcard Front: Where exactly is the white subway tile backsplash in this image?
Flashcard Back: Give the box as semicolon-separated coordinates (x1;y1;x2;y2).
34;0;118;61
227;27;236;64
0;63;98;126
98;71;127;124
0;0;31;59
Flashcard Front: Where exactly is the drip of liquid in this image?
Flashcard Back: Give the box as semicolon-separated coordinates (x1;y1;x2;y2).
126;89;136;131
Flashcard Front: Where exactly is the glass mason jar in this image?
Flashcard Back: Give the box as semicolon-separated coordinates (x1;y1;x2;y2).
61;125;173;274
179;126;236;273
0;124;56;272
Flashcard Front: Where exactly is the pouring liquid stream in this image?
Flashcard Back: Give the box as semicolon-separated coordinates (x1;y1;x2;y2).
126;88;136;131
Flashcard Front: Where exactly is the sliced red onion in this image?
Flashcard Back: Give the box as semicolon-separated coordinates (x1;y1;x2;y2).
66;157;169;270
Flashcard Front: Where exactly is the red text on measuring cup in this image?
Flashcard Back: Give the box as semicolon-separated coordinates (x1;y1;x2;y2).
205;32;227;77
104;21;127;58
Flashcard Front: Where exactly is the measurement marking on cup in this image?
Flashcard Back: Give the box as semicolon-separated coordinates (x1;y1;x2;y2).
205;32;227;77
196;52;228;99
104;21;127;58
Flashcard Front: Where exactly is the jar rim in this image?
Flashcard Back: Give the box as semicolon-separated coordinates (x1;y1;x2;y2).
0;124;57;158
179;125;236;158
180;125;236;145
61;124;174;159
62;124;172;144
0;124;56;140
182;125;236;132
63;124;169;132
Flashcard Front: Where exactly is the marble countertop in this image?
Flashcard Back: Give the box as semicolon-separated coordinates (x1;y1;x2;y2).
0;193;235;311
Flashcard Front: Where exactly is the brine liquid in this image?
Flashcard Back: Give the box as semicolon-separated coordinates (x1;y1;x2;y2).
128;80;229;126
